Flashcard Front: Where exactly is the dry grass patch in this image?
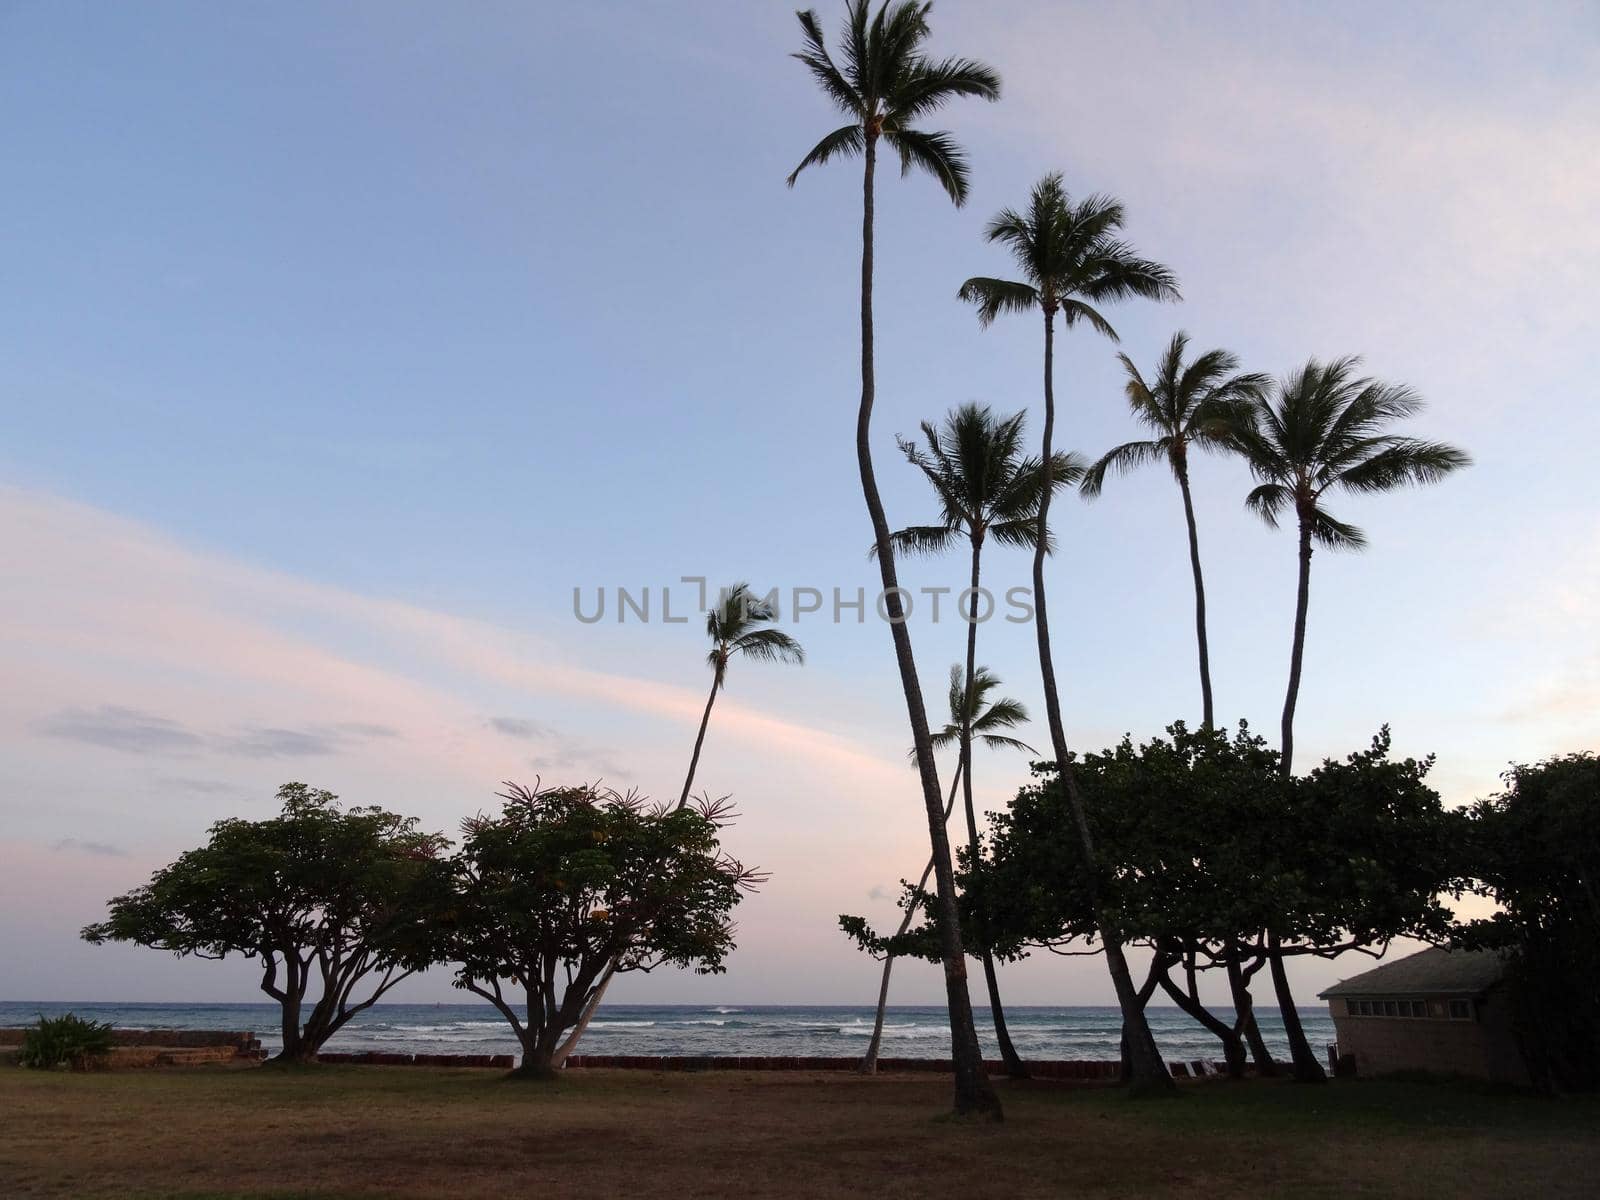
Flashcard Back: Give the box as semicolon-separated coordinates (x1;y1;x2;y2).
2;1065;1595;1199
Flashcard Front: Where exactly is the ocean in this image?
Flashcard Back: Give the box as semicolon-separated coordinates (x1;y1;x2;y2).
0;1001;1333;1064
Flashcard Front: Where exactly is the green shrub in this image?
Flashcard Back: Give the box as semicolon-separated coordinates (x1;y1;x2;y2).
19;1013;115;1069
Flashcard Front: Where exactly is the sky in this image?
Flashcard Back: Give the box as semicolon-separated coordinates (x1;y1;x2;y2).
1;0;1596;1009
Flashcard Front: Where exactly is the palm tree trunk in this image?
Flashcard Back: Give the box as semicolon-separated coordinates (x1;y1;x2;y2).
1268;932;1326;1082
1272;515;1324;1080
1280;516;1313;773
1176;460;1214;729
857;132;1000;1119
1033;306;1172;1093
861;759;963;1074
677;674;721;810
961;535;1026;1079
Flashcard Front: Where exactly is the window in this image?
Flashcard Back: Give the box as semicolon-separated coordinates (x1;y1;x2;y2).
1448;999;1472;1020
1383;1000;1398;1017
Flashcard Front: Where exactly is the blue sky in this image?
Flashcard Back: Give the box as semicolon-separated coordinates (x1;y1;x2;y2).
2;1;1596;1007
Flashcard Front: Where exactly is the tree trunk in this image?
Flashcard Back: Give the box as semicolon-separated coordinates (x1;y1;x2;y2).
960;534;1026;1079
856;132;999;1119
1226;945;1279;1076
550;963;616;1070
1176;458;1213;729
1157;957;1246;1078
1033;306;1172;1094
1271;516;1324;1081
1268;932;1326;1082
270;967;312;1063
1118;957;1167;1083
1280;516;1313;774
677;674;721;810
861;759;963;1074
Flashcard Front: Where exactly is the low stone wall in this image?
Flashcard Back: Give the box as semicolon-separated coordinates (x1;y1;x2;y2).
565;1055;1228;1078
0;1027;261;1053
317;1052;516;1068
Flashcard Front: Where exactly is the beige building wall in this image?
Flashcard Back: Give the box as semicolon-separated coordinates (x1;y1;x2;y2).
1329;993;1530;1085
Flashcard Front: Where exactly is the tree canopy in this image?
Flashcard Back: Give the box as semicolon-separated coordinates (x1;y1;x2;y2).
82;783;448;1062
432;782;762;1077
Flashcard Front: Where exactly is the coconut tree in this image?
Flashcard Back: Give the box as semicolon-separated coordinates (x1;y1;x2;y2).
788;0;1002;1118
678;583;805;810
1233;355;1469;1080
958;173;1179;1091
859;665;1034;1074
882;402;1079;1077
1080;333;1266;729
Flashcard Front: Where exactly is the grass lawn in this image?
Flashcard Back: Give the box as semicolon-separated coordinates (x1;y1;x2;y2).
3;1065;1596;1198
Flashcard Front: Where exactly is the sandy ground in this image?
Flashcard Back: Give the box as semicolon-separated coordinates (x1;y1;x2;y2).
3;1064;1597;1198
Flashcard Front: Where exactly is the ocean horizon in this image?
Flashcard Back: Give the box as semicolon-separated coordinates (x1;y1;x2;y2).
0;1001;1333;1063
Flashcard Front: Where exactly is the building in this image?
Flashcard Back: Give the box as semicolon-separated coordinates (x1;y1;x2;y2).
1319;946;1528;1085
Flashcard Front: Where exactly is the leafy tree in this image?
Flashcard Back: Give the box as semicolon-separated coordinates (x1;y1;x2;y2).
83;783;447;1063
958;172;1180;1091
788;0;1003;1119
970;724;1461;1078
679;582;804;810
435;782;761;1079
1080;333;1266;728
1463;753;1600;1092
845;665;1034;1074
1231;357;1468;1078
884;402;1076;1076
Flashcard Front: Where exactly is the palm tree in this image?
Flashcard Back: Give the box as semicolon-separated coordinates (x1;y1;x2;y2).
1233;356;1469;1081
860;665;1034;1074
1080;333;1265;728
788;0;1002;1118
883;402;1078;1077
551;583;802;1070
958;173;1179;1091
678;583;805;810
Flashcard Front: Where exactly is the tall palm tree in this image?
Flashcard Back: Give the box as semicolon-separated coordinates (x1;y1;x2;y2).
958;173;1180;1092
678;583;805;810
1233;356;1469;1081
788;0;1002;1118
1080;333;1265;728
860;665;1034;1074
883;402;1079;1077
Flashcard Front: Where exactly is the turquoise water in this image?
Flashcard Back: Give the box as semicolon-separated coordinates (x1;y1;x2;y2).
0;1001;1332;1063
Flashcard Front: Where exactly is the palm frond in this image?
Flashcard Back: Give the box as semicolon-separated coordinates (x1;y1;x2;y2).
874;523;961;559
787;123;865;187
1079;439;1168;498
1308;504;1368;551
956;276;1038;327
892;55;1001;121
884;126;969;205
1244;482;1293;529
792;10;861;116
1333;439;1471;493
730;627;806;666
1058;298;1118;340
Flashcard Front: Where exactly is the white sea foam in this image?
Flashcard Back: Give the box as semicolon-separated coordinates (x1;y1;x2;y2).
588;1020;657;1028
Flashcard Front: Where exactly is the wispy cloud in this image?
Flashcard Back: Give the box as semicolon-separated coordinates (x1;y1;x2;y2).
36;705;204;755
51;837;127;858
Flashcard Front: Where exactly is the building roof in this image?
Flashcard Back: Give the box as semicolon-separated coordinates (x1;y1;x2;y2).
1318;947;1510;999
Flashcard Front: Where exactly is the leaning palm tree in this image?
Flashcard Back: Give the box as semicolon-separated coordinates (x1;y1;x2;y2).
958;173;1180;1091
553;584;802;1069
1233;356;1469;1081
678;583;805;810
788;0;1003;1118
860;665;1034;1074
882;402;1079;1077
1080;333;1266;728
